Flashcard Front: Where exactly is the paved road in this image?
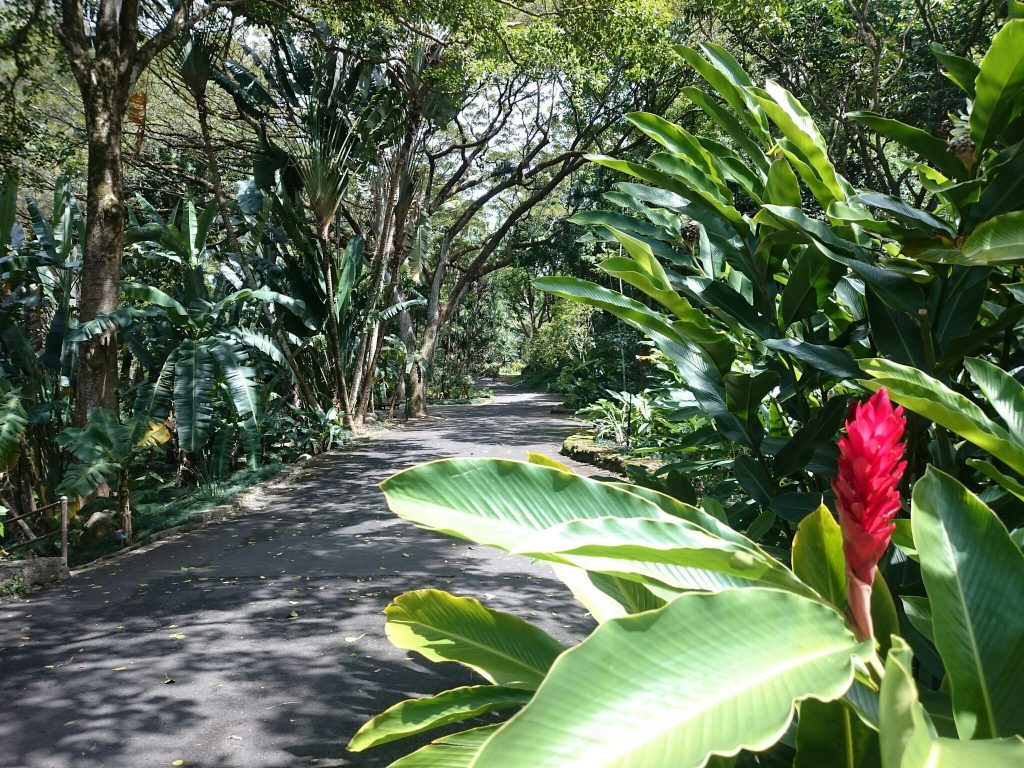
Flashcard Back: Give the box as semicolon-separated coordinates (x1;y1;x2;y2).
0;385;595;768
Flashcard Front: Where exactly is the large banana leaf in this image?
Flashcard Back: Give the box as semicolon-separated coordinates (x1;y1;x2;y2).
470;589;870;768
208;338;260;458
959;211;1024;264
174;340;215;453
384;590;565;690
879;639;1024;768
381;459;809;595
911;468;1024;739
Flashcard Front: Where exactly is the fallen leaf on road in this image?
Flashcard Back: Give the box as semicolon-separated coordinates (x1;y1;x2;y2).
169;633;186;641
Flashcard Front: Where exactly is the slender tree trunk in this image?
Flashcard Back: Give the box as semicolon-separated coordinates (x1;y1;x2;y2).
75;91;125;425
316;227;352;417
349;124;418;410
118;469;132;543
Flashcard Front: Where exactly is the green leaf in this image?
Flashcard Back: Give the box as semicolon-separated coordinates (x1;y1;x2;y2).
348;686;530;752
750;82;849;204
781;246;843;327
208;338;260;457
173;340;215;454
553;566;665;623
732;455;775;507
854;193;955;238
847;111;966;180
879;638;1024;768
382;458;675;549
795;698;880;768
902;596;934;643
585;155;748;233
968;458;1024;501
381;459;809;596
774;396;848;476
765;157;802;207
964;357;1024;438
58;459;120;499
960;211;1024;264
526;452;574;473
763;338;862;380
931;44;979;98
865;289;927;369
384;590;565;690
627;112;726;190
724;370;779;418
471;589;870;768
680;86;771;175
120;282;189;327
911;468;1024;738
970;20;1024;154
0;391;27;469
521;515;807;595
793;505;846;612
860;358;1024;475
673;45;770;145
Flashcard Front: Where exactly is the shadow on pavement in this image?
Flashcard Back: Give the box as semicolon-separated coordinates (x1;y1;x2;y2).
0;384;595;768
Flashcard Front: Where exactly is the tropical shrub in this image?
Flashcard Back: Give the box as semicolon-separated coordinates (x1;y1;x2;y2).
57;409;171;542
536;14;1024;540
0;169;80;535
83;197;310;464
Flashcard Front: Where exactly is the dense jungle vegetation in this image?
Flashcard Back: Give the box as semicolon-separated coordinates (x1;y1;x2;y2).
3;0;1024;766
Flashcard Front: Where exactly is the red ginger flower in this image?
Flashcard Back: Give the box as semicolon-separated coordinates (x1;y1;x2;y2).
831;388;907;641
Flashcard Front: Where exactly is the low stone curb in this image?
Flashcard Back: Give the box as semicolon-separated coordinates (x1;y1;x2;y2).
0;557;71;595
560;432;666;476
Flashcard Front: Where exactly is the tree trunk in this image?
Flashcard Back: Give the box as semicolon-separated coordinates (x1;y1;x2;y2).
406;361;428;419
75;92;125;425
118;469;132;543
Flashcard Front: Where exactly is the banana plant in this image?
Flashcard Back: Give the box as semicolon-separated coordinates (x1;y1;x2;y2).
75;197;311;460
538;18;1024;536
57;408;171;542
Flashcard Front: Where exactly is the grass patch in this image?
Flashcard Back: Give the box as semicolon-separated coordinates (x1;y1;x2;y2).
69;463;284;567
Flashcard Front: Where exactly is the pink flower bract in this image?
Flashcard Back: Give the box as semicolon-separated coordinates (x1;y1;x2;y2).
831;388;907;640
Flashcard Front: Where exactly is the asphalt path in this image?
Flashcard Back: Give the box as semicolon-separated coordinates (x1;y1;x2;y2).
0;384;596;768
